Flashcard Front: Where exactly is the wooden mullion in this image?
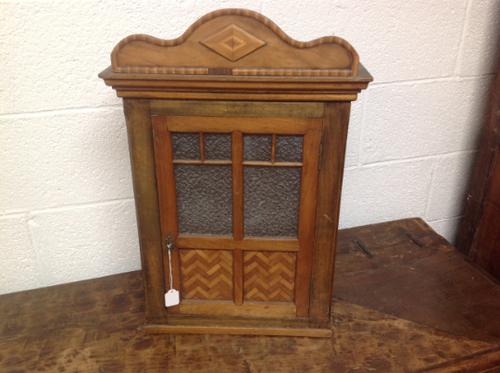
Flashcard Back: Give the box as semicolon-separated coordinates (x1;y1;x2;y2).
271;134;277;163
243;161;302;167
199;132;205;161
173;159;232;165
176;236;299;251
232;131;244;305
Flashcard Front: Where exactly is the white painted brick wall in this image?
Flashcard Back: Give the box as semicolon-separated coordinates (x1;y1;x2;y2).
1;0;499;294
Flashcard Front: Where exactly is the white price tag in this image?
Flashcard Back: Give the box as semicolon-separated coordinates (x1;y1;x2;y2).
164;289;180;307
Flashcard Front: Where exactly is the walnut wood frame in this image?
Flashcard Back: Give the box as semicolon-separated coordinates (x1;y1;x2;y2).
102;9;371;337
152;114;322;318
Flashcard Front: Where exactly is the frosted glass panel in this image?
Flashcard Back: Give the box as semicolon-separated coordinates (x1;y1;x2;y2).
276;136;303;162
175;165;232;235
172;133;199;160
205;133;231;160
244;135;272;161
244;167;301;237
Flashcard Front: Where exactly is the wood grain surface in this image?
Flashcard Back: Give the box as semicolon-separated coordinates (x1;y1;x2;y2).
1;218;500;372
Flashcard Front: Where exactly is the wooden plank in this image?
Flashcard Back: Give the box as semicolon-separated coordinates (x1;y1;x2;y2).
4;219;500;372
176;236;299;251
172;159;232;165
123;100;165;322
116;90;359;102
177;300;296;318
309;102;351;323
144;324;331;338
232;131;244;305
150;100;325;118
295;128;322;317
242;161;302;167
152;116;181;313
165;116;322;134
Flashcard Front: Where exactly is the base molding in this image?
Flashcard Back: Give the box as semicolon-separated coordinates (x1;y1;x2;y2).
144;323;332;338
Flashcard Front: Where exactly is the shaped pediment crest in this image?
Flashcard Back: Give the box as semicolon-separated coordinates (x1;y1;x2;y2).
110;8;359;77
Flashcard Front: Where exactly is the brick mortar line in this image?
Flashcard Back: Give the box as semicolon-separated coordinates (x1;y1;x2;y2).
346;149;477;170
453;0;473;76
0;197;134;218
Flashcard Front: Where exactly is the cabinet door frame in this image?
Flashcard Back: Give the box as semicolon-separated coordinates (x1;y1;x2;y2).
123;99;350;326
152;115;322;317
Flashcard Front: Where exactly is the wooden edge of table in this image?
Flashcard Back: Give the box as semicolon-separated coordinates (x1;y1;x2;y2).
417;346;500;372
143;323;332;338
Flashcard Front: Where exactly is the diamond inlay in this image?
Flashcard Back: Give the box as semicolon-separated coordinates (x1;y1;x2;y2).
200;24;266;62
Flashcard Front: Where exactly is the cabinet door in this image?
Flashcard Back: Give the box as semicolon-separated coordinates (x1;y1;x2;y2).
153;115;322;318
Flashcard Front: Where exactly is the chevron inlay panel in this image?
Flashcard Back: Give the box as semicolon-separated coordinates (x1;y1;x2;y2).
179;249;233;300
243;252;296;302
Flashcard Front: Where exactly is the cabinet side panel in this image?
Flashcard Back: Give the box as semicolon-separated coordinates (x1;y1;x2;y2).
123;99;165;322
309;102;350;324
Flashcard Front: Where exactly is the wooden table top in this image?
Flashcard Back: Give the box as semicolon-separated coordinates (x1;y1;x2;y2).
1;218;499;372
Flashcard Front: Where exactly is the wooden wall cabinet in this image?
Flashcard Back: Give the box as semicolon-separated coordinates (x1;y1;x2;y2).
100;9;371;337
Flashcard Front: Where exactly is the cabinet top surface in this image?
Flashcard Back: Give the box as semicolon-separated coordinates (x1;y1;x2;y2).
99;9;371;100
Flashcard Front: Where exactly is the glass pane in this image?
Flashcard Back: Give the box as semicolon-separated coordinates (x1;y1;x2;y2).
244;135;272;161
205;133;231;160
175;165;232;235
244;167;301;237
276;136;303;162
172;133;199;160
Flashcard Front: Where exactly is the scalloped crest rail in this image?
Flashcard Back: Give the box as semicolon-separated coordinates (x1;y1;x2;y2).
110;8;359;76
100;9;371;337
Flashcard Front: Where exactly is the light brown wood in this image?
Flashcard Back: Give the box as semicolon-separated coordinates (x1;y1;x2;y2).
176;236;299;251
165;115;322;134
110;9;358;77
152;116;181;299
100;9;371;337
150;100;324;118
295;128;322;316
155;114;321;320
116;90;360;102
243;160;302;167
172;159;232;165
271;134;277;162
199;131;205;161
232;131;244;305
309;102;351;323
123;99;165;322
178;300;296;318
